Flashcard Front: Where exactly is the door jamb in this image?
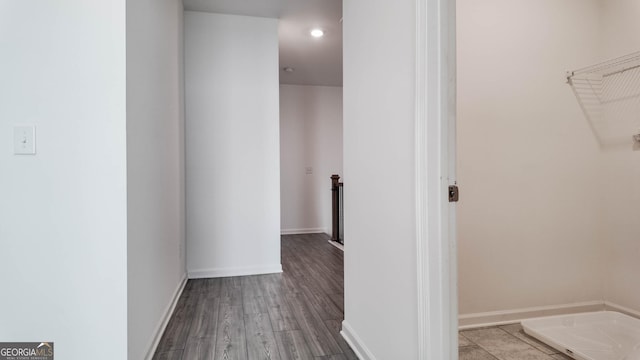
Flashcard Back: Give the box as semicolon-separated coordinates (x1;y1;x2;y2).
415;0;458;358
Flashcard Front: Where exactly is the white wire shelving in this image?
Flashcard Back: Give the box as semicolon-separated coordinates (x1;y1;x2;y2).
567;51;640;146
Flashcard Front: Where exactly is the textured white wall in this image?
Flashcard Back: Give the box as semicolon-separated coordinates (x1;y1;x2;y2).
185;12;281;278
342;0;419;358
280;85;343;235
457;0;605;317
0;1;128;359
600;0;640;313
126;0;186;359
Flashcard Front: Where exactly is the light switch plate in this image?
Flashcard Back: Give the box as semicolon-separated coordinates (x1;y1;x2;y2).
14;125;36;155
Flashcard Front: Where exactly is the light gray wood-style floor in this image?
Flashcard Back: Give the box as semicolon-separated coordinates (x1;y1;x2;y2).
459;324;573;360
153;233;356;360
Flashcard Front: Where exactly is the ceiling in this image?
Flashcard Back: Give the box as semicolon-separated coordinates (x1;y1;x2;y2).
183;0;343;87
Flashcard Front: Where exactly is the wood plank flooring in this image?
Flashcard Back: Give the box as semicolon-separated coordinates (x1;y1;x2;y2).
153;233;574;360
153;234;356;360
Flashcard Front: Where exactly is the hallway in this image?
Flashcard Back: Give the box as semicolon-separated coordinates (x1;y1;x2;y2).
153;234;356;359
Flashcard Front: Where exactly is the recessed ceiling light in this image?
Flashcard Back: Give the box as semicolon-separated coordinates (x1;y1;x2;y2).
283;67;295;73
310;29;324;38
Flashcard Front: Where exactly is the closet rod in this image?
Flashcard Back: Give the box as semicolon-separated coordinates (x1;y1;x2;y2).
568;50;640;78
602;63;640;78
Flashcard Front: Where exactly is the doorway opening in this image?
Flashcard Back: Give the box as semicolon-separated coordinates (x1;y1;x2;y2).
455;1;640;359
277;0;344;250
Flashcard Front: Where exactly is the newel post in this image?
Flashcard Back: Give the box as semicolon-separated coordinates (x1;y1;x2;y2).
331;174;340;241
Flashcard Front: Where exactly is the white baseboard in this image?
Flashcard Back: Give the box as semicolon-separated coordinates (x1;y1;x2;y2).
188;264;283;279
281;228;325;235
340;320;377;360
144;274;187;360
604;301;640;319
328;240;344;251
458;300;604;330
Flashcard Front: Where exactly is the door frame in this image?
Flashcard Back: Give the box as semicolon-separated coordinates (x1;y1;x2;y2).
415;0;458;358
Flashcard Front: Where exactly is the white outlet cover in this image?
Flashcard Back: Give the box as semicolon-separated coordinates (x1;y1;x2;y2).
14;125;36;155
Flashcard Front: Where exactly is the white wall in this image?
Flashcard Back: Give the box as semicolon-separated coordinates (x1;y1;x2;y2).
600;0;640;313
342;0;419;358
457;0;605;318
280;85;343;235
126;0;186;359
185;12;282;278
0;1;128;359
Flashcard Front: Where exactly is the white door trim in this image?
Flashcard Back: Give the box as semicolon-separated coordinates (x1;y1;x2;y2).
415;0;458;359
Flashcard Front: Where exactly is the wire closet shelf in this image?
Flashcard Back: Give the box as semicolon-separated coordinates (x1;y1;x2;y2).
566;50;640;146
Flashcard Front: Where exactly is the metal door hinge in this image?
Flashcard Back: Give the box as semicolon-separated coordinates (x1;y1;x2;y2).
448;185;459;202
